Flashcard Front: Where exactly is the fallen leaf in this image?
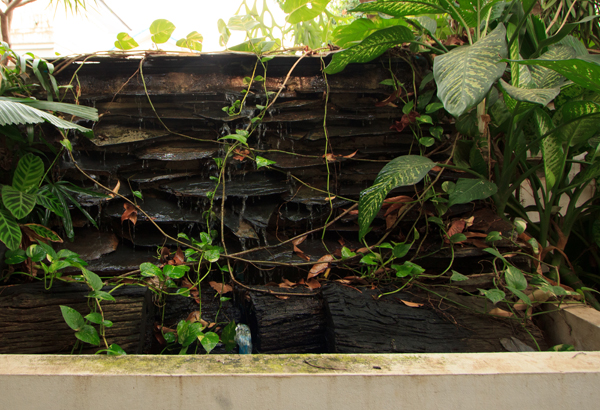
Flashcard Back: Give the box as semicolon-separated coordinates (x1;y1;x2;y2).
383;195;412;205
400;300;424;308
390;111;420;133
463;232;488;238
306;278;321;289
342;208;359;216
356;247;369;254
186;311;200;323
386;212;398;230
209;281;233;295
446;219;466;238
342;150;358;159
463;216;475;228
324;153;336;162
174;248;185;265
159;246;170;263
232;148;250;161
121;202;137;225
488;308;513;317
308;254;334;279
282;279;296;287
108;180;121;198
275;295;290;300
325;196;336;201
431;166;442;172
292;235;307;246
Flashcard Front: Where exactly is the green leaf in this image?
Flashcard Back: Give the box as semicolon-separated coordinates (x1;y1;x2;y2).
450;270;469;281
533;108;562;191
102;320;113;328
82;268;103;291
324;26;415;75
505;265;527;291
60;139;72;152
256;156;276;169
593;220;600;248
358;155;435;240
36;189;64;217
149;19;176;44
450;233;467;243
351;0;443;17
2;98;95;120
176;31;203;52
557;101;600;146
393;243;411;258
221;321;237;352
26;244;46;262
483;247;506;262
87;290;115;302
360;253;379;265
85;312;103;325
486;231;502;242
114;32;139;50
281;0;331;24
75;325;100;346
164;264;190;279
479;288;506;304
107;343;126;355
341;246;356;259
204;249;220;262
60;305;85;331
36;240;57;261
509;54;600;94
140;262;162;278
548;344;575;352
0;99;94;137
22;224;63;242
218;134;248;145
433;24;507;117
499;79;560;107
198;331;220;354
507;286;531;305
447;178;497;207
13;153;44;191
332;17;406;48
2;185;37;219
0;209;22;250
5;249;27;264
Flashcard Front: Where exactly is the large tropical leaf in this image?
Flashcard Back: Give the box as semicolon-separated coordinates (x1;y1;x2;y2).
324;26;414;75
12;153;44;192
529;46;577;88
351;0;445;18
557;101;600;147
0;97;98;121
0;209;21;250
499;79;560;106
1;185;37;219
332;17;406;48
508;54;600;94
533;108;562;191
433;24;507;117
0;100;93;137
358;155;434;239
447;178;497;207
281;0;331;24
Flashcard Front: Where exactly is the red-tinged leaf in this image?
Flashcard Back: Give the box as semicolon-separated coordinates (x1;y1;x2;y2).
292;235;307;246
384;202;404;217
306;278;321;289
356;247;369;254
121;202;137;225
463;232;487;238
190;289;200;304
324;153;336;162
293;244;310;261
390;111;420;133
298;278;306;285
308;254;335;279
181;278;195;289
174;247;185;265
376;89;403;107
342;208;359;216
338;238;345;246
431;166;442;172
282;279;296;287
209;281;233;295
278;282;293;288
400;300;424;308
383;195;412;205
343;150;358;159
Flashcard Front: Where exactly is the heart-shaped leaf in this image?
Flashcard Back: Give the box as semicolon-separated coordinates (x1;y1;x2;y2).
149;19;176;44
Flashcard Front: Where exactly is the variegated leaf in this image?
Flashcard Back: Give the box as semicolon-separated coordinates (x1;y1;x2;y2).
530;46;577;88
1;185;37;219
12;153;44;192
358;155;434;239
324;26;415;75
22;224;63;243
499;79;560;106
557;101;600;146
509;54;600;94
351;0;444;17
433;24;507;117
0;209;22;250
533;108;562;191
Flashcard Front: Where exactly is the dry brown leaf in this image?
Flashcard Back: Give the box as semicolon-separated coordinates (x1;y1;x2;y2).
431;165;442;172
488;308;513;317
293;244;310;261
275;295;290;300
464;216;475;228
400;300;424;308
386;213;398;230
342;208;359;216
446;219;466;238
186;311;200;323
292;235;307;246
383;195;412;205
325;196;336;201
324;153;336;162
356;247;369;254
121;202;137;225
343;150;358;159
174;247;185;265
308;254;334;279
282;279;296;287
159;246;170;263
108;180;121;198
306;278;321;289
209;281;233;295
